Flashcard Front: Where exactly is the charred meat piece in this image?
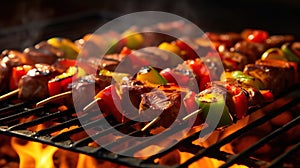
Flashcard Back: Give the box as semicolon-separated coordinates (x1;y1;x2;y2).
139;89;183;128
205;32;242;49
18;64;59;100
23;45;60;65
80;54;127;72
67;74;113;109
266;35;295;48
0;61;10;93
221;79;265;107
98;54;127;71
0;50;30;93
220;51;248;71
233;41;268;63
243;60;298;96
119;79;154;120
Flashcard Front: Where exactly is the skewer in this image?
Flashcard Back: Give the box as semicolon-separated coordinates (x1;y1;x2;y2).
36;91;72;107
0;89;19;102
141;109;203;132
141;116;161;132
182;109;202;121
82;98;102;112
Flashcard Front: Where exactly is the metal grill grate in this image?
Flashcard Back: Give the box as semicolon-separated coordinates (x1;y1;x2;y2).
0;84;299;168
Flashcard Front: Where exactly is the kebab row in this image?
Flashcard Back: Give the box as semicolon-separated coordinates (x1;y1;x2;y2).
85;28;300;129
0;26;299;132
0;20;198;101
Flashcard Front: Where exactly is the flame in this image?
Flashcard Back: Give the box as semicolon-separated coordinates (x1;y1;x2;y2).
11;116;78;168
11;138;57;168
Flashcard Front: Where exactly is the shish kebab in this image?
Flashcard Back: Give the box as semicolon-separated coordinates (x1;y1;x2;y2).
0;28;298;131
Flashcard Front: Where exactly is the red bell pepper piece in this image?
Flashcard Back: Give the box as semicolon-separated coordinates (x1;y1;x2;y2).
224;83;248;119
10;65;33;90
120;47;132;55
95;85;124;123
260;90;274;102
175;40;198;59
185;59;211;91
48;66;85;96
159;68;191;86
247;30;269;43
183;91;202;126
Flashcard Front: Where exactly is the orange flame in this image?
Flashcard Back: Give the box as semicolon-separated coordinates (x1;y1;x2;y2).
10;116;78;168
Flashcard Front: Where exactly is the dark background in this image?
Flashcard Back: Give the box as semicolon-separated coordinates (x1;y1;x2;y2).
1;0;300;50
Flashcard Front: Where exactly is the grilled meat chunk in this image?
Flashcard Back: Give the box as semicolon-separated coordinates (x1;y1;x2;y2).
233;41;267;63
243;60;298;96
67;74;113;109
18;64;58;100
119;79;154;120
0;50;30;93
139;89;183;128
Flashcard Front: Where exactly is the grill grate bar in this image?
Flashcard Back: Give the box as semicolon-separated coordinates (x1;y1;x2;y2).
50;126;84;142
117;123;188;156
72;118;136;147
267;141;300;168
0;106;45;125
142;129;203;164
33;117;78;137
33;110;100;137
7;110;71;131
178;143;265;168
0;102;25;113
179;95;300;168
220;115;300;168
101;130;141;148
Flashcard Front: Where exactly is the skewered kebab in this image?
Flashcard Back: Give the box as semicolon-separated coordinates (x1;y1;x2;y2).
30;28;294;103
85;64;275;130
1;26;298;132
41;36;298;129
0;37;80;95
83;37;300;130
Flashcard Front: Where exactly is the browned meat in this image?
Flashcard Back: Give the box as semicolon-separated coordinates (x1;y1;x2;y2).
18;64;58;100
0;50;30;93
67;74;113;109
119;79;154;120
220;51;248;71
23;44;60;65
82;54;127;72
0;62;10;93
266;35;295;48
233;41;268;63
139;89;183;128
224;79;265;107
243;60;297;96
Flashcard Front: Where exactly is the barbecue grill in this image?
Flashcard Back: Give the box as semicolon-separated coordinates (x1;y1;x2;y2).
0;80;299;168
1;5;300;168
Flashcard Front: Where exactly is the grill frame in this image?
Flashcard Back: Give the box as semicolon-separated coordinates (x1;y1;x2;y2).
0;84;299;168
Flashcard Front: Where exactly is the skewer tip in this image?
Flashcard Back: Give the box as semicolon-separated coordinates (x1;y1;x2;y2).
141;116;161;132
182;109;202;121
36;91;72;107
82;98;102;112
0;89;19;102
